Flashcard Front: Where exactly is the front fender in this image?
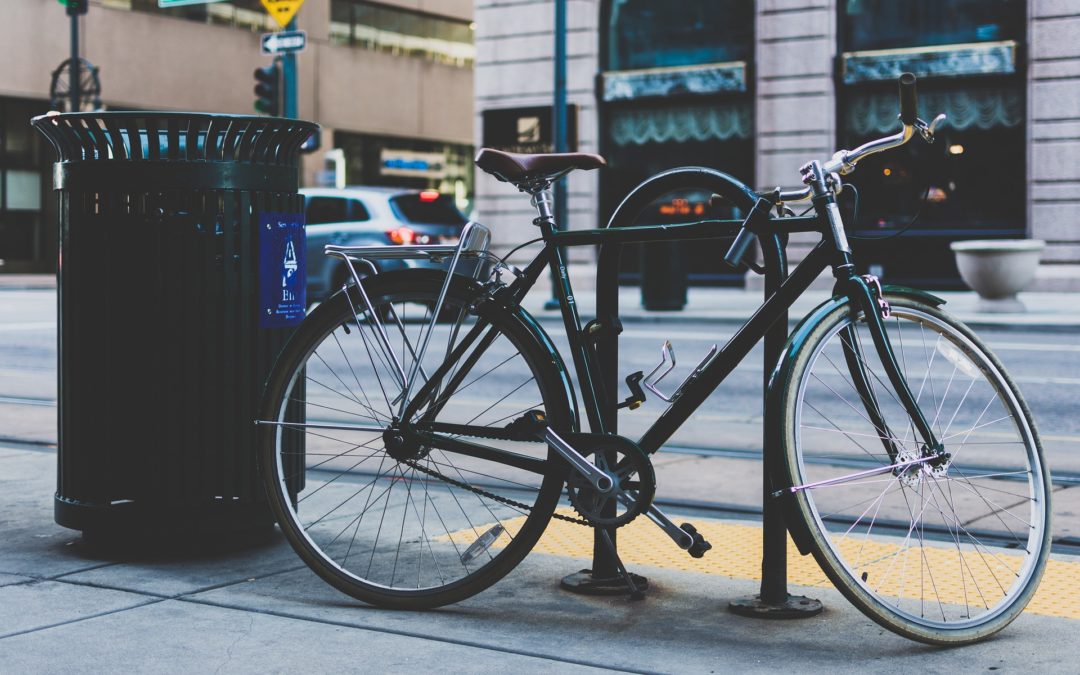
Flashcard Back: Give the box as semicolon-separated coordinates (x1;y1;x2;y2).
768;284;945;396
763;284;945;554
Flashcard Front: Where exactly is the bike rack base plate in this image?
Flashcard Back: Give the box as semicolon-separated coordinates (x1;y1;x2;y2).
560;569;649;597
728;593;823;619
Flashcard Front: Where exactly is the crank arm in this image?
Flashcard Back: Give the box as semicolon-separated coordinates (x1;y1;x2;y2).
545;428;616;493
614;494;711;558
645;504;695;550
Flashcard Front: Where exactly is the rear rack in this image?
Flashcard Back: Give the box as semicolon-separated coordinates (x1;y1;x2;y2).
322;221;495;414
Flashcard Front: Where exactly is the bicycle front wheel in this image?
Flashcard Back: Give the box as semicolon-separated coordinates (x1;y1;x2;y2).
258;269;572;609
777;294;1051;645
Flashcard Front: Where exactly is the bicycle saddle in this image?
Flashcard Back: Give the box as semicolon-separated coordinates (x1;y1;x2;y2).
474;148;606;185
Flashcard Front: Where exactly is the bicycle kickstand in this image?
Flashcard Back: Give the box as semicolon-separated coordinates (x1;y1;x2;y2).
597;528;646;601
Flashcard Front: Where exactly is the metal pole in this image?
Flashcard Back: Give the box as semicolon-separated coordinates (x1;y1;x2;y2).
282;18;298;118
544;0;568;310
729;234;822;618
759;249;789;605
69;12;80;113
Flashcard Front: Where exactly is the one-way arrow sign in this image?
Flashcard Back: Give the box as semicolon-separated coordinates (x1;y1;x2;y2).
262;30;307;55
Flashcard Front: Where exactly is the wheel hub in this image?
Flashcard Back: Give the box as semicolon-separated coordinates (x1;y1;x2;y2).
383;426;422;461
895;446;951;487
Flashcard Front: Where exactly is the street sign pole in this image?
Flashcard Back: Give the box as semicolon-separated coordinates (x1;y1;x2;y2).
544;0;567;310
69;7;80;113
282;17;298;118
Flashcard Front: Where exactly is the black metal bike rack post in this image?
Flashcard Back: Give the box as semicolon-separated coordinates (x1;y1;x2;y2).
727;232;822;618
561;168;821;616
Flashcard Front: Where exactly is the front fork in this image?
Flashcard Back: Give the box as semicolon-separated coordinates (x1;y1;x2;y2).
807;159;943;463
837;271;943;459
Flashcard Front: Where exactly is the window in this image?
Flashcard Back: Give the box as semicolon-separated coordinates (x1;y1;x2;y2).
330;1;475;68
838;0;1026;289
332;131;474;215
843;0;1024;52
0;98;50;264
305;197;348;225
607;0;753;72
111;0;278;32
600;0;754;286
390;194;466;226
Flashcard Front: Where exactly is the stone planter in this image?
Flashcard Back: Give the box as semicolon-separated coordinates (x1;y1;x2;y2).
950;239;1045;313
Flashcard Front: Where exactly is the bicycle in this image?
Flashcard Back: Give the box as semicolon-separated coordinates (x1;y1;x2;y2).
256;73;1050;646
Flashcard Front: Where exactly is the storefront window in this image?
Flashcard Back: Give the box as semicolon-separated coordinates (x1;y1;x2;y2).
838;0;1026;289
332;131;474;215
601;0;754;286
0;98;51;266
843;0;1024;51
607;0;753;71
330;1;475;68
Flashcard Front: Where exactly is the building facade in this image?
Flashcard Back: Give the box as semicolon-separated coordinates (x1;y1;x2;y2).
0;0;475;274
474;0;1080;291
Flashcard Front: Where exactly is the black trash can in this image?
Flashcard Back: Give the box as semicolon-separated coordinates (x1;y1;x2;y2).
33;112;317;539
640;240;688;310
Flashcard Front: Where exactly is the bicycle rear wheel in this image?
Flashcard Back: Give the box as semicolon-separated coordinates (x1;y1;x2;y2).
777;294;1051;645
258;269;572;609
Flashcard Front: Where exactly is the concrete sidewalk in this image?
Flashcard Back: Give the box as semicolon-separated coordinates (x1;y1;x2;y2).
2;443;1080;672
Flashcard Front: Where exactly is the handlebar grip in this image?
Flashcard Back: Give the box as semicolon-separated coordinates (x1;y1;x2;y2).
723;227;755;269
898;72;918;125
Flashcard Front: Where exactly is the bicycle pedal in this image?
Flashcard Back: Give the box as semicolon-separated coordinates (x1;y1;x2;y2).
504;410;547;438
680;523;712;559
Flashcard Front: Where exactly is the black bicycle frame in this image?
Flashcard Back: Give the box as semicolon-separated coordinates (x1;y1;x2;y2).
403;204;941;471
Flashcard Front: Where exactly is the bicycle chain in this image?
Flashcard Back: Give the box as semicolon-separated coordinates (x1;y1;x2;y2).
406;421;592;526
402;457;592;526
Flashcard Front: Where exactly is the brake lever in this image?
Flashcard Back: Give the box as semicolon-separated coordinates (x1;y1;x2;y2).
917;113;947;143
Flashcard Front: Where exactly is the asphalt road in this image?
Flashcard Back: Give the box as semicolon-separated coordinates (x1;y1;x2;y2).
2;286;1078;529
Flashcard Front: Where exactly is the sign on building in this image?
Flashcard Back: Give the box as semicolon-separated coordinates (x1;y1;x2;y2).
482;105;578;154
380;150;447;179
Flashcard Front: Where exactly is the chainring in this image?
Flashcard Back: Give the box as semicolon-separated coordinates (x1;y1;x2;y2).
564;434;656;528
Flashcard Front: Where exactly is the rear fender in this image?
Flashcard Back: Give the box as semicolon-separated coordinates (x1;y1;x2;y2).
508;306;581;434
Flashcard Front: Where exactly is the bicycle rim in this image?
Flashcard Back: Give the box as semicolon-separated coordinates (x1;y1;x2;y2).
259;270;569;608
782;298;1050;643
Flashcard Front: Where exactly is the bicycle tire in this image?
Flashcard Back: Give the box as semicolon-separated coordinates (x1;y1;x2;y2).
258;269;573;609
776;294;1051;645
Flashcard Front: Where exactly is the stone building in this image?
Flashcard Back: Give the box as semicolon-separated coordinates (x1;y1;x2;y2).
0;0;474;274
473;0;1080;291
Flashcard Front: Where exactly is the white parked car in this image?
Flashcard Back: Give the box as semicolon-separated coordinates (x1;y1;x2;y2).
300;186;468;302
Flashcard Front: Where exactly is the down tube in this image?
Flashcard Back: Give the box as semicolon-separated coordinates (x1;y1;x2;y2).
636;243;831;453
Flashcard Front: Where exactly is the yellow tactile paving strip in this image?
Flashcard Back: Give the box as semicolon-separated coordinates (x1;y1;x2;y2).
452;511;1080;620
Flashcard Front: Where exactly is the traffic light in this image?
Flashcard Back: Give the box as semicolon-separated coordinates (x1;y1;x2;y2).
253;62;281;116
61;0;88;15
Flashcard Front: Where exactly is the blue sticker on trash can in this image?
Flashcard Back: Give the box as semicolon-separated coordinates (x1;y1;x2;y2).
259;212;306;328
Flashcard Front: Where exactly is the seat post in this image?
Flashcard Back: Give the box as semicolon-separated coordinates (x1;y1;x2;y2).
530;186;557;228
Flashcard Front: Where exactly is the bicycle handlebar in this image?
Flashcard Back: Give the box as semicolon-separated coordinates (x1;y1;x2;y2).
772;73;944;204
723;73;944;267
898;72;918;126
